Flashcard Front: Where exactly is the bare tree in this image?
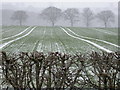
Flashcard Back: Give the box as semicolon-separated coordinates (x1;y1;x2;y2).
64;8;79;27
11;10;28;26
40;6;62;26
82;8;94;27
97;10;115;28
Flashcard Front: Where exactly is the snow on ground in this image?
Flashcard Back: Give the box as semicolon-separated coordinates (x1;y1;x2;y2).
0;26;32;41
94;28;117;35
37;29;46;52
0;26;37;50
67;28;120;48
55;42;61;52
60;27;113;53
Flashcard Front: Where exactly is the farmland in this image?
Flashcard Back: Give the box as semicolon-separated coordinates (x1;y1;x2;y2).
0;26;119;54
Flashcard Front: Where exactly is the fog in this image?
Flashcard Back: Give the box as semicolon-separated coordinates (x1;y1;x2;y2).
1;2;118;27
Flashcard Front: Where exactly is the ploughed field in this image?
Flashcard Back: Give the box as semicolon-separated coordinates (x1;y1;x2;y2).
0;26;119;54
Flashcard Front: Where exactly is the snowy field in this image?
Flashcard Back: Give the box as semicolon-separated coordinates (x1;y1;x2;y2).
1;26;119;54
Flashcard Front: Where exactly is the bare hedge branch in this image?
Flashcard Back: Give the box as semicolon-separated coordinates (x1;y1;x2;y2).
0;51;120;90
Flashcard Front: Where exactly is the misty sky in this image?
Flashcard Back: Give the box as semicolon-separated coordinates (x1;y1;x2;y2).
1;0;119;2
1;2;118;13
0;0;118;27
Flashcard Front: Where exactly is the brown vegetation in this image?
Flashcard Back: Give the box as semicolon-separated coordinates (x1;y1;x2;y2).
0;51;120;90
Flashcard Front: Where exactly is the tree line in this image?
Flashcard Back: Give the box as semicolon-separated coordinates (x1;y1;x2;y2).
11;6;115;28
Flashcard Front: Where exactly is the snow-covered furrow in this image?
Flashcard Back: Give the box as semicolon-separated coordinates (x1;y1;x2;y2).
60;27;113;53
41;44;44;52
42;30;46;52
0;26;32;41
0;26;37;50
50;29;61;52
60;42;67;53
51;28;66;53
32;40;38;51
55;43;61;52
2;29;10;34
46;41;51;52
67;28;120;48
2;27;14;33
49;42;52;52
37;29;46;52
55;41;67;54
94;28;117;35
37;43;42;52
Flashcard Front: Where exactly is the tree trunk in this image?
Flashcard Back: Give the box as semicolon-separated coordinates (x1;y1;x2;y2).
104;22;107;28
86;21;89;28
70;20;73;27
86;18;89;28
20;19;22;26
52;21;54;26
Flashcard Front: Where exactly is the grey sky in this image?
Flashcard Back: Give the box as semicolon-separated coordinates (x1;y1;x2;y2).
1;2;118;14
1;1;118;27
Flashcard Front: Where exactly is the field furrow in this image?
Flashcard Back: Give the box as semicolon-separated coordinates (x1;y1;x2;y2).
0;27;36;50
67;28;119;52
2;26;28;39
61;27;113;53
2;26;118;53
0;26;32;41
94;28;117;35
